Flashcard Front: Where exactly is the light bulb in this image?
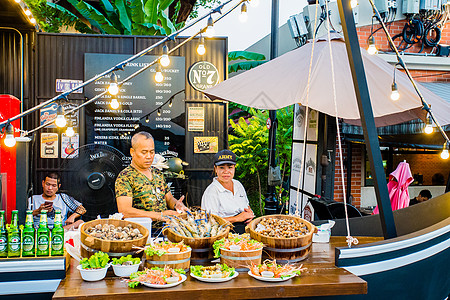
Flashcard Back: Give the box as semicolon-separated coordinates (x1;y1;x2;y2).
14;0;21;3
55;105;67;127
25;9;31;16
441;143;449;159
249;0;259;7
239;3;248;22
65;126;75;137
108;73;119;95
30;18;36;24
155;64;164;83
390;82;400;101
157;108;161;116
197;41;206;55
160;45;170;67
4;124;16;147
206;16;215;38
110;98;119;109
351;0;358;8
367;36;377;55
168;99;173;108
145;117;149;123
424;124;433;134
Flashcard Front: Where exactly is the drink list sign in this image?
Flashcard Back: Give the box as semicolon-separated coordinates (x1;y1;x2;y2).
84;54;186;160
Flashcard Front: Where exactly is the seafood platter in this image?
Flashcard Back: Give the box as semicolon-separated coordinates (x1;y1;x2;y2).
144;241;192;270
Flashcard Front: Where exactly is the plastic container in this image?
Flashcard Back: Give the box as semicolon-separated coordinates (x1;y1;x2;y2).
77;264;110;281
125;218;152;244
111;263;140;277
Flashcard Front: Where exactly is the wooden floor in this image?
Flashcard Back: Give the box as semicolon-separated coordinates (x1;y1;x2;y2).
53;237;382;299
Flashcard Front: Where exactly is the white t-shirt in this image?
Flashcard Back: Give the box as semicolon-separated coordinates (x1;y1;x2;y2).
27;194;81;228
201;178;249;218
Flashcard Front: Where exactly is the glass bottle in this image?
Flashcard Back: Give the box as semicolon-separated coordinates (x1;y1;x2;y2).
7;210;21;257
36;210;50;256
51;210;64;256
22;210;36;257
0;211;7;258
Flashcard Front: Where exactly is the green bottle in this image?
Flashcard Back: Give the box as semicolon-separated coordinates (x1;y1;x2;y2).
36;210;50;256
8;210;21;257
51;210;64;256
22;210;36;257
0;211;7;258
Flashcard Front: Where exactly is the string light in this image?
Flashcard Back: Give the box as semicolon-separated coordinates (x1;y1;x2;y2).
168;98;173;108
249;0;259;7
155;64;164;83
157;108;162;116
14;0;21;3
239;3;248;23
110;98;120;109
55;105;67;128
441;142;449;160
4;124;16;148
160;45;170;67
24;9;32;16
30;18;36;24
197;36;206;55
390;82;399;101
145;116;149;123
367;36;377;55
108;72;119;95
206;16;215;38
65;119;75;137
350;0;358;8
134;124;139;129
424;114;433;134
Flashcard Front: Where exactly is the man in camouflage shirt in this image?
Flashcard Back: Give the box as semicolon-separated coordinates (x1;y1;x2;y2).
115;132;188;221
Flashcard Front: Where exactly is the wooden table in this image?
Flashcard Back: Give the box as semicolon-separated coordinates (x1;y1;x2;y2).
53;237;382;299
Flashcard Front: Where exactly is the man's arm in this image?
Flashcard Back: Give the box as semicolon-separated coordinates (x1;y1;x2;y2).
165;192;188;212
117;196;170;221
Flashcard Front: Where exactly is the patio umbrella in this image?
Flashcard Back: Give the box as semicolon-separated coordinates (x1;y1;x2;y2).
205;33;450;127
373;161;414;214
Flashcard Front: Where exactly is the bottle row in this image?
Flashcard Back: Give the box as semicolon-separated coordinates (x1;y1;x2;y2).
0;209;64;258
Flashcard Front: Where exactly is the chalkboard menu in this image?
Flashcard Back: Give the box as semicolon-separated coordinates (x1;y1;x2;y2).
84;54;186;160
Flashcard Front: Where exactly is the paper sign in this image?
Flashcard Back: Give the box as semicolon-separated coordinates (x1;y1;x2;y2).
194;136;218;153
61;133;79;158
41;133;58;158
188;107;205;132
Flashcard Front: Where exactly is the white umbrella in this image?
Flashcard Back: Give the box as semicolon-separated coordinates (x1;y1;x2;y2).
205;33;450;127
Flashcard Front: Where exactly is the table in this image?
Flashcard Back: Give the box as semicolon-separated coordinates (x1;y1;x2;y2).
53;237;382;299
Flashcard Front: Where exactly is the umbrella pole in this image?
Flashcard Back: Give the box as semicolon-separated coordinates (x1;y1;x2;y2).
336;0;397;239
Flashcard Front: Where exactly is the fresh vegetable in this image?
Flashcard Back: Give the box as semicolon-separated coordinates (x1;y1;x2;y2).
80;252;110;269
127;266;186;288
190;264;235;278
213;233;264;258
250;259;303;279
145;241;190;257
111;255;140;266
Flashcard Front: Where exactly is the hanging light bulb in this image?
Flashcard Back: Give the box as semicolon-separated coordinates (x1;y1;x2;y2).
239;3;248;23
145;116;149;123
160;45;170;67
3;124;16;148
155;64;164;83
134;124;139;129
197;36;206;55
157;108;162;116
55;105;67;128
350;0;358;8
14;0;21;3
424;114;433;134
205;16;215;38
390;82;400;101
65;119;75;137
441;142;449;160
25;9;32;16
367;36;377;55
30;18;36;24
108;72;119;95
249;0;259;7
110;98;120;109
168;98;173;108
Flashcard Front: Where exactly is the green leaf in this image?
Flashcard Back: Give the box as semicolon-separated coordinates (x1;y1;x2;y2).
115;0;132;34
143;0;158;24
157;10;176;35
67;0;120;34
46;2;79;21
228;51;266;61
229;61;267;73
129;0;145;24
159;0;175;11
133;23;165;35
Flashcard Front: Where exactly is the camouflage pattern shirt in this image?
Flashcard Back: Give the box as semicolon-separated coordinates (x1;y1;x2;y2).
115;165;169;212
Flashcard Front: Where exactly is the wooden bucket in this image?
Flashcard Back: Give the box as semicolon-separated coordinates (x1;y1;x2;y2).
145;248;191;270
220;248;262;271
246;215;316;264
80;219;149;259
164;214;231;265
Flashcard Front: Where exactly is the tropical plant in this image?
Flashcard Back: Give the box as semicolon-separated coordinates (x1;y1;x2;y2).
228;51;267;73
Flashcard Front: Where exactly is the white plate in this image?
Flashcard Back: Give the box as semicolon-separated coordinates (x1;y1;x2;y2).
190;271;239;283
247;270;295;282
141;274;186;288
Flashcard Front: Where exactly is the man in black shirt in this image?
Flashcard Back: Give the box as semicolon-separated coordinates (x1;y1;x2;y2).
410;189;432;206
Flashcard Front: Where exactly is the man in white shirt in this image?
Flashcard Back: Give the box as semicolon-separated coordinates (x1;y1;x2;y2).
28;172;85;229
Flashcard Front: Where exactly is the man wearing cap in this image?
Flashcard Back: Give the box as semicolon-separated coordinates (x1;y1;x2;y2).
201;149;254;233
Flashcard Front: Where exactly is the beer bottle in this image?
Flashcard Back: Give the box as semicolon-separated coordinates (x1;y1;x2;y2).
8;210;21;257
51;210;64;256
22;210;36;257
0;211;7;258
36;210;50;256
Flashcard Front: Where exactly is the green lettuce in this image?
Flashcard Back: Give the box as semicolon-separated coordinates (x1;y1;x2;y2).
80;251;109;269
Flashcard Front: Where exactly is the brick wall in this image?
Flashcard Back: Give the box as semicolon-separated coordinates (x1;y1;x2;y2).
332;20;449;207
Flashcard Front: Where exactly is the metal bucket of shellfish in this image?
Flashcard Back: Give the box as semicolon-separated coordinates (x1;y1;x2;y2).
246;215;316;264
80;219;149;258
163;211;231;265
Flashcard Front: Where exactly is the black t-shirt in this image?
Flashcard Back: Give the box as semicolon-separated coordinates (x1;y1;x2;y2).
409;198;419;206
